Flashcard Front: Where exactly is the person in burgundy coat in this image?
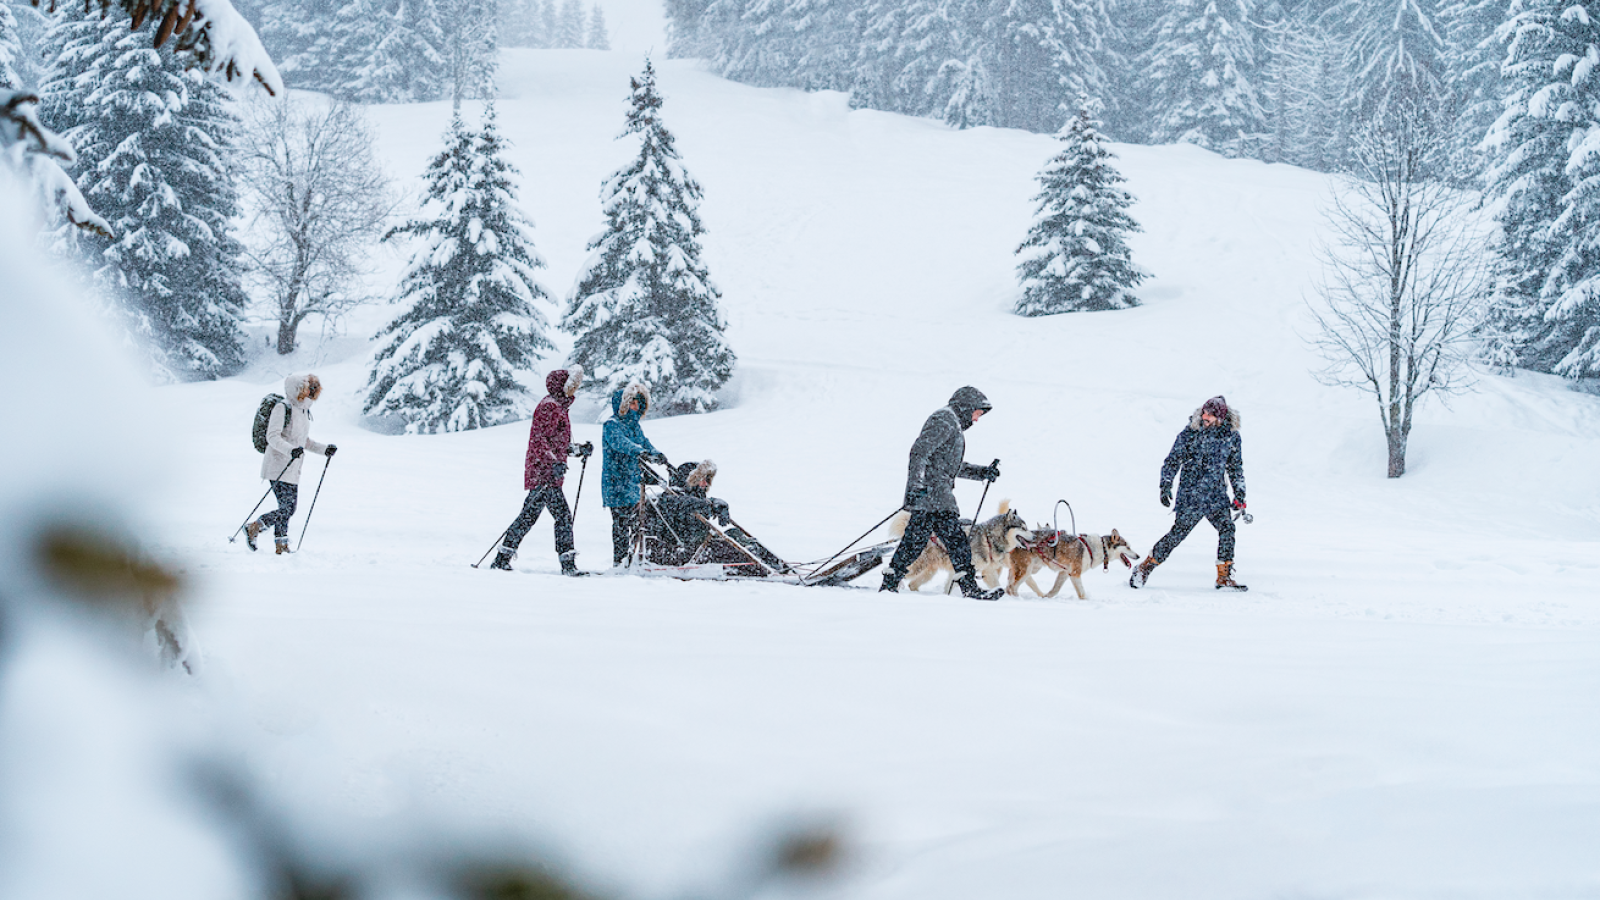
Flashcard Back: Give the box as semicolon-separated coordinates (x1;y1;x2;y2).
491;366;592;574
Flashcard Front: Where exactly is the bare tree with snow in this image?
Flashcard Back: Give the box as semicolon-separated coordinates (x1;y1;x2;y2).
1307;101;1487;477
236;97;395;355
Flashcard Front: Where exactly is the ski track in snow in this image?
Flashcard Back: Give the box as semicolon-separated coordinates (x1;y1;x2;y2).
143;51;1600;900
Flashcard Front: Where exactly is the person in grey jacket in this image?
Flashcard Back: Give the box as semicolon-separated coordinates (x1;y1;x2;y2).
879;386;1003;600
246;373;336;554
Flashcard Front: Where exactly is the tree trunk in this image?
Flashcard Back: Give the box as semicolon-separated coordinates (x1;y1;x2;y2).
277;314;297;355
1386;425;1407;478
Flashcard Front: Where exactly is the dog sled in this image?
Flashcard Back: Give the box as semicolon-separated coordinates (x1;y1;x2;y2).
622;460;893;587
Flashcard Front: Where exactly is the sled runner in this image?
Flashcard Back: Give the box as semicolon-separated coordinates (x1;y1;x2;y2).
621;466;891;587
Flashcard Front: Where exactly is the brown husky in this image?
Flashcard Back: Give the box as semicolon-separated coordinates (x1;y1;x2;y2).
1008;529;1141;599
890;500;1033;594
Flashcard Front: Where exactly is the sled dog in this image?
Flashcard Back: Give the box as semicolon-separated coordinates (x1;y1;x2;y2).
890;501;1033;594
1008;528;1140;599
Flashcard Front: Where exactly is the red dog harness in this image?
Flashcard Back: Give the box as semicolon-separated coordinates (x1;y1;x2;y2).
1023;531;1107;571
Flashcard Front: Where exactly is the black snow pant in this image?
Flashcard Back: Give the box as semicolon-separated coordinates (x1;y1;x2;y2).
1149;505;1236;564
610;506;639;566
259;480;299;540
884;510;974;583
502;485;574;557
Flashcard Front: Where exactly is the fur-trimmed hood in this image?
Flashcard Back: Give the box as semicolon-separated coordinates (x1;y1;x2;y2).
1187;404;1241;432
546;365;583;403
609;382;650;420
284;373;320;409
671;459;717;491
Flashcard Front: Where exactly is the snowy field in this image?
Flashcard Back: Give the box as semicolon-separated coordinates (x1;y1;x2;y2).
125;50;1600;898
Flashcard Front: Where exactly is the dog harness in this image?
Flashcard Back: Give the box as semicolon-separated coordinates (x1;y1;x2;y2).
1023;531;1109;571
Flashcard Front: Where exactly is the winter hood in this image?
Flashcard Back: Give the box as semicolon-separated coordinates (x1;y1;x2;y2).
948;386;992;430
1188;401;1242;432
609;382;650;420
284;373;320;408
546;366;582;406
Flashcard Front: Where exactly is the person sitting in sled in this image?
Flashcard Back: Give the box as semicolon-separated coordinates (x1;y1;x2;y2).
645;461;791;574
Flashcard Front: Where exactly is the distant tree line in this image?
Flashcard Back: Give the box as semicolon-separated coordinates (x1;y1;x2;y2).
664;0;1600;380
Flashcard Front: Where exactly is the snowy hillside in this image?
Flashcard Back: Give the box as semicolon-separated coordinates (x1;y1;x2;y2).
140;51;1600;899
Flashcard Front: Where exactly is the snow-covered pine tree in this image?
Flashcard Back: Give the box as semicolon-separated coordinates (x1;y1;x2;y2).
587;4;611;49
1439;0;1506;180
556;0;585;47
563;59;735;415
40;5;249;382
1;2;21;88
441;0;497;106
1139;0;1268;155
1326;0;1452;130
1257;12;1349;170
540;0;560;47
354;0;449;102
1479;0;1595;373
366;108;553;433
1014;98;1146;315
501;0;539;46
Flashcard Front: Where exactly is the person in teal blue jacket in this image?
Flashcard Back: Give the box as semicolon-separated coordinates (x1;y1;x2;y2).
602;382;668;564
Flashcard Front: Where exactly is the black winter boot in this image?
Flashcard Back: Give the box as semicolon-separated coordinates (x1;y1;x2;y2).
559;551;581;576
957;571;1002;601
878;571;902;593
489;546;515;571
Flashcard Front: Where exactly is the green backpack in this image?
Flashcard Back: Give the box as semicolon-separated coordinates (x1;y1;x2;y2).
251;394;292;453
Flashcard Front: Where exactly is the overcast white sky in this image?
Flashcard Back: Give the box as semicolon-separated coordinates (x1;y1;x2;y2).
599;0;669;55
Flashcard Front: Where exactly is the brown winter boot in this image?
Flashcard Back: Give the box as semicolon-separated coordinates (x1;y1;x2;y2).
1129;557;1158;589
275;538;290;556
1216;561;1247;592
244;520;262;552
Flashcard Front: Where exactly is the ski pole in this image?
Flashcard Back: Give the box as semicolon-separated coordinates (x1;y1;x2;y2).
968;458;999;528
228;455;296;542
471;526;511;569
570;451;590;527
293;455;333;553
801;507;905;586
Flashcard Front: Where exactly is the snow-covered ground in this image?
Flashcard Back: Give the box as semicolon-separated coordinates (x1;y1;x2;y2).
138;51;1600;898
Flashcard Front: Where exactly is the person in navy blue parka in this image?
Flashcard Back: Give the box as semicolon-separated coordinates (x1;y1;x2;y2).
1130;395;1249;591
602;382;668;565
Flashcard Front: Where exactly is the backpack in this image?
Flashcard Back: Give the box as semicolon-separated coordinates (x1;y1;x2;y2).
252;394;292;453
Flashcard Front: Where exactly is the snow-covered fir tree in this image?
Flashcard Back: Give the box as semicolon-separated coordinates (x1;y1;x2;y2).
556;0;585;47
1;1;21;88
1257;12;1350;170
1139;0;1267;154
441;0;497;106
1326;0;1451;129
1439;0;1505;180
500;0;541;46
40;6;249;382
366;108;553;433
1479;0;1597;375
563;59;735;416
265;0;446;101
1014;99;1146;315
587;3;611;49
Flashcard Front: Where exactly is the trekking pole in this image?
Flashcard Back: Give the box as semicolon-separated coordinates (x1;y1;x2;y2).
570;449;591;527
470;526;511;569
293;455;333;553
968;459;1000;528
228;455;296;542
800;507;905;586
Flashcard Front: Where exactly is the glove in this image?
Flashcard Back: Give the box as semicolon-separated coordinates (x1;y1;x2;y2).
290;447;305;460
1232;498;1247;510
325;444;338;458
649;450;669;464
551;462;567;480
570;441;593;458
980;461;1001;482
711;498;731;525
904;486;929;509
1160;489;1171;508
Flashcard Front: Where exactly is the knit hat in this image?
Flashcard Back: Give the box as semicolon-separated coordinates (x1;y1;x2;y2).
1201;396;1229;419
